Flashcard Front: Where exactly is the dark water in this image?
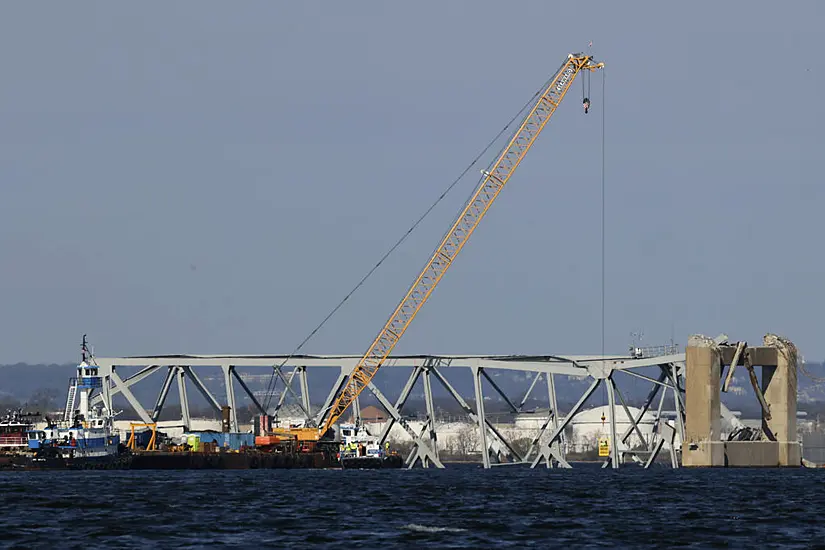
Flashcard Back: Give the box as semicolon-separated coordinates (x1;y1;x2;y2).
1;464;823;548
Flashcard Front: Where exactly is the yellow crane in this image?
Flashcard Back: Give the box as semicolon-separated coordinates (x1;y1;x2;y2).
305;51;603;440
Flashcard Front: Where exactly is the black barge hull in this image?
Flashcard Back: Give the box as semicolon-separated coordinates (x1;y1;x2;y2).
9;454;132;470
341;455;404;469
129;450;338;469
4;451;404;470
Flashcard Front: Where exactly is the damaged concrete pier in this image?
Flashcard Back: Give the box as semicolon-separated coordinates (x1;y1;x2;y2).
683;334;800;467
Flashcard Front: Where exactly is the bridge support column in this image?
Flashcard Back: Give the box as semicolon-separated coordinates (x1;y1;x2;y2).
762;335;801;466
683;341;724;467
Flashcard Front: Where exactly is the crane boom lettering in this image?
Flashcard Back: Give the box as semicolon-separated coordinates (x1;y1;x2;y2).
320;53;604;434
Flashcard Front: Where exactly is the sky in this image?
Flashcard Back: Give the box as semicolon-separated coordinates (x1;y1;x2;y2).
0;2;823;364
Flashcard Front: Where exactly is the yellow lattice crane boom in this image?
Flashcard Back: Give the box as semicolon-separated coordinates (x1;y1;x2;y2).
320;52;603;436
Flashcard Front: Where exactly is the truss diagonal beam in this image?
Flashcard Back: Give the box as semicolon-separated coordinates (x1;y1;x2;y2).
430;367;521;462
231;368;267;416
110;370;153;424
273;367;299;414
152;367;176;421
644;420;677;469
273;366;311;420
182;366;222;413
176;366;191;428
378;366;423;445
619;368;674;390
91;365;160;406
530;378;601;468
518;372;542;411
481;369;519;414
618;369;665;445
613;379;647;451
314;373;348;427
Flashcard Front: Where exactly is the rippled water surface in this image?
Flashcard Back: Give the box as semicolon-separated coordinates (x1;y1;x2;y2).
1;465;823;548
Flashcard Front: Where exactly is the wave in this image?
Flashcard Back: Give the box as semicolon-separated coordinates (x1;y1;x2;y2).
402;523;467;533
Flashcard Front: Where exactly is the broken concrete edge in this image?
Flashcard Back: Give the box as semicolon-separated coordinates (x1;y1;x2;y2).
764;333;799;368
688;332;798;367
688;334;721;349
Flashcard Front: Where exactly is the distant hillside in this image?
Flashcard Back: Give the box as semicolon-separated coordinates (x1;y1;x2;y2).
0;363;77;409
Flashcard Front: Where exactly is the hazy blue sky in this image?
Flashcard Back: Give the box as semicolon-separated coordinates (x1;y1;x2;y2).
1;2;823;364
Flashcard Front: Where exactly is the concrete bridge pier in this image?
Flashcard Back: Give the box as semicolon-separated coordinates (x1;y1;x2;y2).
683;343;724;467
761;334;800;466
683;333;800;467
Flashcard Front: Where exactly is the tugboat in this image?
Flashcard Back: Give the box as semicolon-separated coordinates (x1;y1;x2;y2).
338;423;403;469
0;409;40;469
0;409;40;453
14;336;129;470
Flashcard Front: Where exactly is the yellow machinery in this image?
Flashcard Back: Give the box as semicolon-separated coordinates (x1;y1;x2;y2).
126;422;157;451
290;51;604;440
287;427;323;442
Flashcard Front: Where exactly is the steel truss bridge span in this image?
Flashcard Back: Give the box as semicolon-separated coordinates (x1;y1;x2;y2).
86;351;697;469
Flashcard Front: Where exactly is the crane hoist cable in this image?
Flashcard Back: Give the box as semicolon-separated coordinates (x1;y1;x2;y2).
318;52;605;436
260;61;570;412
600;70;604;416
600;68;606;366
583;41;594;114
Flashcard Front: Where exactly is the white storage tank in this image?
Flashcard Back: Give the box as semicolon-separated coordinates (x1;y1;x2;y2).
568;405;656;454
